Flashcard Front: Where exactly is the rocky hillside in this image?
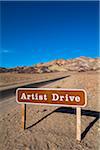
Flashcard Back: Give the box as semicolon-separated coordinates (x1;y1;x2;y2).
0;57;100;73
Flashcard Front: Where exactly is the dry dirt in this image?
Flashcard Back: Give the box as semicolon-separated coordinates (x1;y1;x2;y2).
0;72;68;90
0;71;100;150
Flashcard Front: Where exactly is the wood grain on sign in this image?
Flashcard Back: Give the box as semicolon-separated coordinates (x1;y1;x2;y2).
16;88;87;107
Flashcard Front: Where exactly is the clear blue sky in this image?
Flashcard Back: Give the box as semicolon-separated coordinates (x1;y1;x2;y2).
0;1;99;68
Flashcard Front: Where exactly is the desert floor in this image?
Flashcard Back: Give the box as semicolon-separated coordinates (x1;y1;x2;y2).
0;71;100;150
0;72;68;90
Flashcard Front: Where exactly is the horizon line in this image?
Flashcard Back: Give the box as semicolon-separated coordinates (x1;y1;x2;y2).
0;56;99;69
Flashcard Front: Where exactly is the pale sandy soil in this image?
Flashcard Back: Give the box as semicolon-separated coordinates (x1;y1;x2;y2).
0;71;100;150
0;72;68;90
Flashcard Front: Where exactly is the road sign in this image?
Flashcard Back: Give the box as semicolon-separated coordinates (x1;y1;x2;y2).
16;88;87;107
16;88;87;142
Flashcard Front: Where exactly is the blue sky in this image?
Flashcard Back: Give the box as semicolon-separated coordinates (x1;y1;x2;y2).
0;1;99;68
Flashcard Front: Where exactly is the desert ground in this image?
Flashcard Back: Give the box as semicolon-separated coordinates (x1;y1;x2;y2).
0;71;100;150
0;72;68;90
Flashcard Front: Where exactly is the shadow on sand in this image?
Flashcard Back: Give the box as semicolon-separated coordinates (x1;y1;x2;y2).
27;107;100;140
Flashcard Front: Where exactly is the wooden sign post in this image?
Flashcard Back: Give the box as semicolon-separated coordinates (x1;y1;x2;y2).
21;104;26;130
76;107;81;142
16;88;87;141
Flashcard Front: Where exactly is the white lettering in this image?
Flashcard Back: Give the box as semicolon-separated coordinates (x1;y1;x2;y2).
52;93;59;101
32;94;35;100
39;95;43;100
44;94;47;100
35;93;38;100
75;96;80;102
27;94;31;100
69;96;75;101
60;95;64;101
21;93;27;100
65;94;69;101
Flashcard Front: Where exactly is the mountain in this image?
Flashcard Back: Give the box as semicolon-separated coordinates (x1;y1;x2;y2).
0;57;100;73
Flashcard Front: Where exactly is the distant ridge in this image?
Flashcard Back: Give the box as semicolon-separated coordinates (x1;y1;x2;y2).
0;56;100;73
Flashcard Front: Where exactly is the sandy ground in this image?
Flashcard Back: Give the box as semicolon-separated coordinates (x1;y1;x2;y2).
0;71;100;150
0;72;68;90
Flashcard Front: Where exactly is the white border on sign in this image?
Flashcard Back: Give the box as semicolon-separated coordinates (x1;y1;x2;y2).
16;88;87;108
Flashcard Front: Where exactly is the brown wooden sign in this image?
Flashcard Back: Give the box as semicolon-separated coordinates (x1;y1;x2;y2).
16;88;87;141
16;88;87;107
